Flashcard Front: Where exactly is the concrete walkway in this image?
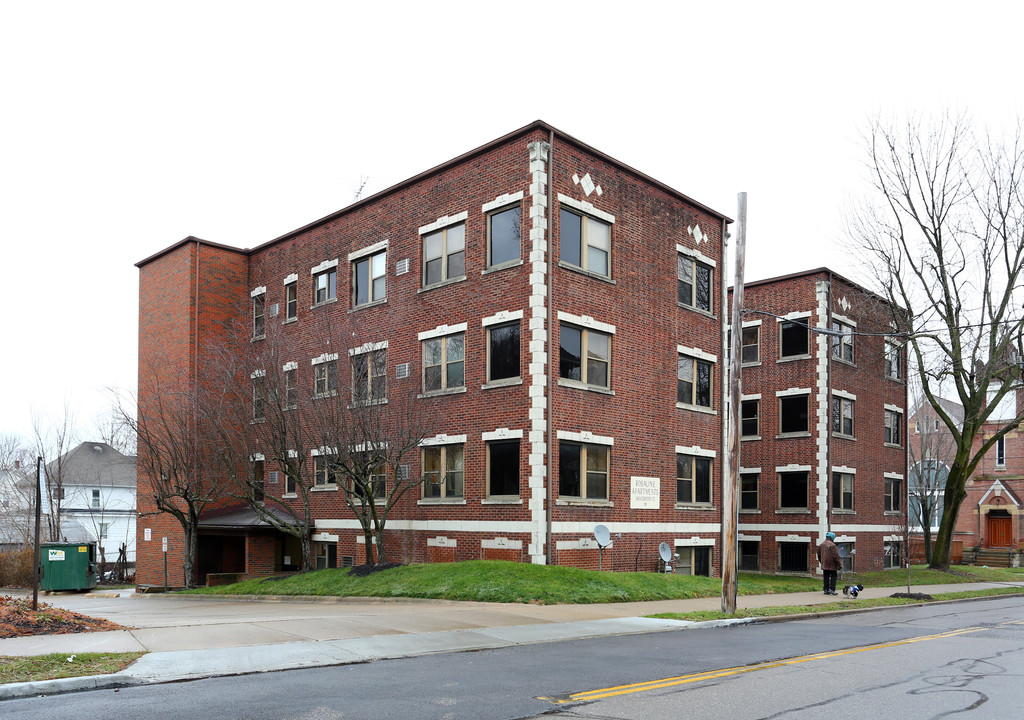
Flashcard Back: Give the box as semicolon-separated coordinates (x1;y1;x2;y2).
2;581;1022;701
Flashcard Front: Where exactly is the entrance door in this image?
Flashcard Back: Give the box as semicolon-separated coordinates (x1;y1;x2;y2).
988;515;1012;548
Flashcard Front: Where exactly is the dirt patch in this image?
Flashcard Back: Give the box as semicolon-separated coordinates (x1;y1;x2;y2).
889;592;934;601
0;595;126;639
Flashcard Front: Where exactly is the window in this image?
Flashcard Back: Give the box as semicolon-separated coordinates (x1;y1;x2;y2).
677;354;712;408
832;396;854;436
996;437;1006;466
314;361;338;397
353;455;386;500
284;367;297;408
560;208;610;277
352;349;386;403
885;340;901;379
488;205;521;267
558;442;609;500
423;333;465;392
313;268;336;305
884;541;902;569
422;444;464;499
353;250;386;306
837;542;854;572
316;542;337;570
487;440;520;497
779;394;809;434
778;542;809;572
674;546;711;576
560;325;610;389
253;294;265;338
739;540;759;571
676;454;712;505
885;409;903;445
885;476;901;512
832;471;854;511
831;320;853;362
313;456;339;486
251;459;265;502
741;326;759;364
423;223;465;286
487;322;520;382
285;471;297;495
740;472;759;510
91;489;100;509
285;281;298;321
741;399;759;437
677;254;712;311
98;522;109;540
780;320;809;358
779;471;808;510
253;376;266;421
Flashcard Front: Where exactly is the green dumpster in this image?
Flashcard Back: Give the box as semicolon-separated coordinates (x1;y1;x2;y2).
39;542;99;592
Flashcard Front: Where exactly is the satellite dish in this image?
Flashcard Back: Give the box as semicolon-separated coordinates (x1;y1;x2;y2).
659;542;672;562
594;525;611;547
838;546;848;558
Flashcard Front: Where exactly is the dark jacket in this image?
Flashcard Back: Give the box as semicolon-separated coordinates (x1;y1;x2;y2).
817;539;841;571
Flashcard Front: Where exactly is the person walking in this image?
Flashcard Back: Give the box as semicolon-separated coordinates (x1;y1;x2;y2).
817;531;841;596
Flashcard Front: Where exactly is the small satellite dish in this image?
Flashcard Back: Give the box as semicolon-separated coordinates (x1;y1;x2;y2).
659;542;672;562
838;546;848;558
594;525;611;547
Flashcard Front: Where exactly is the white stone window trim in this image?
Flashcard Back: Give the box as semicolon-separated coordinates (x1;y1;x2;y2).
418;322;469;341
310;446;339;456
557;193;616;224
833;389;857;401
739;466;761;474
740;393;762;401
419;433;468;447
250;453;265;462
776;387;812;397
311;532;339;543
832;465;857;474
348;239;389;262
777;311;812;322
883;534;903;542
738;533;762;541
282;361;298;372
557;430;614;446
776;464;812;472
310;259;339;275
287;450;298;458
885;403;905;413
884;472;904;480
831;313;857;327
675;243;717;269
250;286;266;298
726;319;763;331
675;445;717;458
350;441;388;453
482;191;525;213
674;537;716;547
482;309;524;327
481;537;523;550
427;536;457;548
775;535;812;543
283;273;298;285
557;310;616;335
482;428;524;442
250;369;266;379
419;211;469;235
677;345;718;363
349;340;388;356
312;352;339;365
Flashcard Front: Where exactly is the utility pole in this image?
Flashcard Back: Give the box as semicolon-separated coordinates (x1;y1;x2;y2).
32;456;43;610
721;193;747;613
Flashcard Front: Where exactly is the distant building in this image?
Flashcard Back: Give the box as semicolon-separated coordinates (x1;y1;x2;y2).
0;463;33;552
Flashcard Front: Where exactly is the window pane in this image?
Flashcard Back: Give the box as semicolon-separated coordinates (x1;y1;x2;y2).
558;443;581;496
559;209;581;266
446;224;465;253
677;356;693;404
559;325;582;380
425;258;441;285
781;322;808;356
587;246;608;276
447;250;465;279
678;256;693;305
695;458;711;503
780;395;808;433
355;258;369;305
586;472;607;500
780;472;808;508
489;206;520;266
489;323;520;381
424;232;442;260
424;339;442;365
489;440;520;496
447;360;464;388
352;355;368;400
424;366;441;391
695;264;711;311
696;360;711;407
447;334;464;362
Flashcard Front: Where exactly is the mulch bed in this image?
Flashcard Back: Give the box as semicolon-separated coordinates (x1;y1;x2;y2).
889;592;935;601
0;595;126;639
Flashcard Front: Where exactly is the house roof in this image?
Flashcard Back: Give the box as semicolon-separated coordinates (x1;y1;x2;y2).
199;504;297;530
46;442;137;489
910;395;966;425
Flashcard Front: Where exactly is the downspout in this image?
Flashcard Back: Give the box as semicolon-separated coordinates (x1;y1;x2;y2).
825;270;833;534
546;129;555;564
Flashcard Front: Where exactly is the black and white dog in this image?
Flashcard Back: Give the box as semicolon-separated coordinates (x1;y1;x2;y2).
842;583;864;598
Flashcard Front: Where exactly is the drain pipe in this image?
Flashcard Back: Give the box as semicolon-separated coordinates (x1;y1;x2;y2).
545;128;555;564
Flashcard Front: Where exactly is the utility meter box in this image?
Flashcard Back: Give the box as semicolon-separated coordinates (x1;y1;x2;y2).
39;542;99;592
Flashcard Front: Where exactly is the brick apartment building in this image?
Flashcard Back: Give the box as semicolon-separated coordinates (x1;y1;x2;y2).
134;120;734;585
731;270;909;574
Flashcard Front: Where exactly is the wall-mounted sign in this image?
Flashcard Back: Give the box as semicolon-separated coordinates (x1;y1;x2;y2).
630;476;660;510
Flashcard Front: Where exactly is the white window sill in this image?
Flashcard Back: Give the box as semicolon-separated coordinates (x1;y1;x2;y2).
884;442;903;449
741;360;762;368
778;354;812;363
418;387;468;399
282;317;297;325
558;261;616;284
251;335;266;343
741;435;761;442
348;399;388;409
776;431;811;439
482;497;522;505
833;357;856;368
482;259;523;275
282;493;297;499
313;391;339;400
311;298;338;309
676;402;716;415
739;509;761;514
675;503;716;511
311;485;338;492
776;508;812;514
556;498;613;507
557;378;614;395
350;298;387;312
482;377;523;390
677;302;715;318
418;275;467;294
418;498;467;505
884;510;902;516
832;433;856;441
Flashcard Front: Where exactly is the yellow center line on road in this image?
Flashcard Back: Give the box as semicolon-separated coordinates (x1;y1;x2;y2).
540;626;990;704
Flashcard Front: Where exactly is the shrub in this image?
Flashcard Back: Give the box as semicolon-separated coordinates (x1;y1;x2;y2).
0;548;36;588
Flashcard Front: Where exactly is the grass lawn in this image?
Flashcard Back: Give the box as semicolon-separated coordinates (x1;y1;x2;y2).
185;560;1024;605
0;652;143;685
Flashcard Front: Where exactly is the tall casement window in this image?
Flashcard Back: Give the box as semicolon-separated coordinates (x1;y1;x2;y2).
252;372;266;421
740;471;759;511
885;340;902;380
558;442;609;500
312;355;338;398
353;250;386;307
677;353;713;408
560;207;611;277
884;475;902;512
422;332;465;393
423;223;466;287
780;319;809;358
778;470;809;510
741;399;760;437
832;471;854;511
284;279;298;321
283;366;298;408
487;322;520;383
487;439;520;497
884;541;902;569
741;325;760;364
831;319;854;362
832;395;854;437
422;444;464;499
251;459;265;502
559;324;611;390
676;453;712;506
677;253;712;312
488;204;521;267
997;436;1006;466
885;408;903;446
313;455;339;487
352;348;387;403
779;393;810;434
313;266;337;305
252;293;265;338
353;454;386;500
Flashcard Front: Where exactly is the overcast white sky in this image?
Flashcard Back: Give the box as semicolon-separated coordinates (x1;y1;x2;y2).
2;1;1021;443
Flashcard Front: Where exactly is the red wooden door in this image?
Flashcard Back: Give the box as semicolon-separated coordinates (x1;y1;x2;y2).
988;516;1012;548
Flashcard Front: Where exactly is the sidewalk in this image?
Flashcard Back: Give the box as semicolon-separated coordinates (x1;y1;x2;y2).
2;581;1022;701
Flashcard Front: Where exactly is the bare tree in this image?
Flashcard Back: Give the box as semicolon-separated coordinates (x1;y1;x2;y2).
0;434;34;548
907;390;959;564
850;113;1024;569
32;402;78;541
93;406;138;456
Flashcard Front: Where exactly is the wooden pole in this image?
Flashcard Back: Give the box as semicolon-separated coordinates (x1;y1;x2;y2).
721;193;747;613
32;456;43;610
